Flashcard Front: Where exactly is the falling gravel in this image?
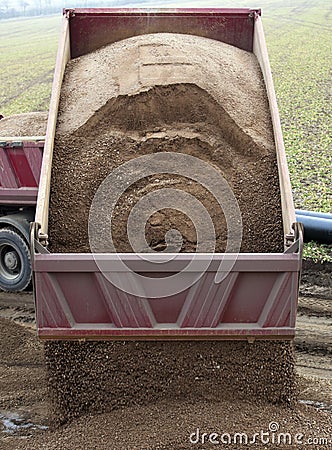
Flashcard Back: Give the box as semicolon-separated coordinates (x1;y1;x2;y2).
45;340;297;426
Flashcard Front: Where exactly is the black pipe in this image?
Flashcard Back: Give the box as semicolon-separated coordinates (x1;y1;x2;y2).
296;210;332;244
295;209;332;220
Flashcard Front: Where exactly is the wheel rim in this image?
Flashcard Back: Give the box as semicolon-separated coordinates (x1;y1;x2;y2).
0;243;22;281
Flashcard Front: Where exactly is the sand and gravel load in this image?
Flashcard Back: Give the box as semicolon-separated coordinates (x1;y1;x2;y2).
49;33;283;254
0;112;47;137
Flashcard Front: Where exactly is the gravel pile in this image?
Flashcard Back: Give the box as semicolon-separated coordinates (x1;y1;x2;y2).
49;33;283;254
1;311;331;450
0;112;47;137
9;399;332;450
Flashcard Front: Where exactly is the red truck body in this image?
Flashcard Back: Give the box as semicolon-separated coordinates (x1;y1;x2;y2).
32;8;303;341
0;140;43;206
0;138;44;291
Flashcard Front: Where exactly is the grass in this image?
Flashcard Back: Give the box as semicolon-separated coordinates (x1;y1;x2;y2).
0;15;60;115
264;3;331;213
0;2;331;261
262;1;332;261
303;242;332;263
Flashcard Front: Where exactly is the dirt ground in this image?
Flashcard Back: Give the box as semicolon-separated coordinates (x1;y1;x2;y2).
0;262;330;449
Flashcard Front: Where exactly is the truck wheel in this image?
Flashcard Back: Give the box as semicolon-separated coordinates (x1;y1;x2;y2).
0;228;31;292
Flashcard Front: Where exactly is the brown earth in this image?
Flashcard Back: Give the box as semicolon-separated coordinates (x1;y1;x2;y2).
48;33;283;254
0;263;331;449
0;112;48;137
0;315;47;447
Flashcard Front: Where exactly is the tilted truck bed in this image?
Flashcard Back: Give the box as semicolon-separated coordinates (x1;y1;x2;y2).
32;8;303;340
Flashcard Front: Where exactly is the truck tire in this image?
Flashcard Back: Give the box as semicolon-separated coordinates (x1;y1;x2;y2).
0;228;31;292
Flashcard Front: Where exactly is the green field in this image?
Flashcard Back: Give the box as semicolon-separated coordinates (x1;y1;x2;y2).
0;15;60;115
0;1;331;260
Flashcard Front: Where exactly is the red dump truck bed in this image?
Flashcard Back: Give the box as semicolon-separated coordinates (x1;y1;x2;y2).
0;139;43;206
32;8;302;340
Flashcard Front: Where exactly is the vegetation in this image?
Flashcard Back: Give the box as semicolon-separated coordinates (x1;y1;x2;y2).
304;242;332;263
262;2;332;261
0;1;331;261
0;15;60;115
264;4;331;213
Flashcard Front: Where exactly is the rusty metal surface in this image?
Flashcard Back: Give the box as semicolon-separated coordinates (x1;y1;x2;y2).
0;141;43;205
67;8;260;58
34;252;300;340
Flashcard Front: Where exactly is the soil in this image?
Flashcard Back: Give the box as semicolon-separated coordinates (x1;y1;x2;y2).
0;263;331;449
301;260;332;299
48;33;283;254
0;112;48;137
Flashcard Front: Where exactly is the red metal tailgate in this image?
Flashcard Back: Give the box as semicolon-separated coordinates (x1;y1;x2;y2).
33;251;301;340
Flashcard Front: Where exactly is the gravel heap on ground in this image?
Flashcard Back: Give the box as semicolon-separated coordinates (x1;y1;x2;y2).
0;112;47;137
1;298;331;450
7;400;332;450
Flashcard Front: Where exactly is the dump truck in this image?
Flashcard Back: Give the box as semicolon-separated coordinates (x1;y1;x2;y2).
4;8;332;424
31;7;303;341
23;6;310;422
0;137;44;291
